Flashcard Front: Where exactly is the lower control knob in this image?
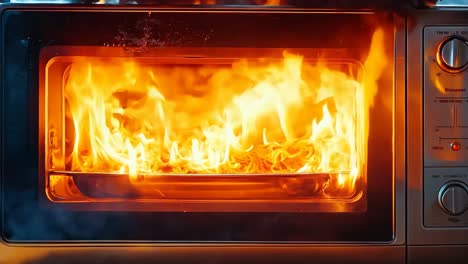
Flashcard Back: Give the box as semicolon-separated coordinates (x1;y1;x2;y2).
438;182;468;216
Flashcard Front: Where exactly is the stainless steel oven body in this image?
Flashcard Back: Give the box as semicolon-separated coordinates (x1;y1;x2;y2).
0;1;465;263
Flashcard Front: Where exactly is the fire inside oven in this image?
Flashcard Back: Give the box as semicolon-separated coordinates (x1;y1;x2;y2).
42;29;385;212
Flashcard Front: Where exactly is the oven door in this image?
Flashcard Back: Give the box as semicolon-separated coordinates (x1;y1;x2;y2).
1;7;399;243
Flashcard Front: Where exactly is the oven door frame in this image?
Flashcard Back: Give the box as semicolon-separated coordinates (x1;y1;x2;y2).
0;5;405;246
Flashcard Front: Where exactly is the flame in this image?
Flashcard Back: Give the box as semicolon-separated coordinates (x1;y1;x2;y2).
192;0;282;5
263;0;281;5
193;0;217;4
58;29;386;195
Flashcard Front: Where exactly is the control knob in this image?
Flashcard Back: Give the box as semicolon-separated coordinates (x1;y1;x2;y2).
437;36;468;73
438;182;468;216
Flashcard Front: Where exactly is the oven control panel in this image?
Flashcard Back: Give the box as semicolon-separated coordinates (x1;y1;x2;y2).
424;27;468;227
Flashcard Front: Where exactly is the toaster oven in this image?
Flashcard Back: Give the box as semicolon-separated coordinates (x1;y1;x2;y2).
0;0;467;263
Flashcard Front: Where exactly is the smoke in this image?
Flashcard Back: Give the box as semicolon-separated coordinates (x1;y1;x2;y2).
3;189;123;241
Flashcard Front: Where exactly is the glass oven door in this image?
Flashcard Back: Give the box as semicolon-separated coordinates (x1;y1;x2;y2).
1;8;394;242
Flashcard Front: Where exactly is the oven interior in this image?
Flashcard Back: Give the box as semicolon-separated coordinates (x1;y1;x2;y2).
42;46;378;212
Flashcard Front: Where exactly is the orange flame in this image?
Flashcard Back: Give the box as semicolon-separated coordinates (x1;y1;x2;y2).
192;0;282;5
263;0;281;5
192;0;217;4
58;29;386;195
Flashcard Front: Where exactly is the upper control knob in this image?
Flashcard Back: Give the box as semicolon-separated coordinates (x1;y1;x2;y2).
438;182;468;216
437;37;468;73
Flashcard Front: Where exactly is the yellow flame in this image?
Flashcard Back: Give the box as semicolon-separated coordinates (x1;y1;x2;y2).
60;29;386;193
